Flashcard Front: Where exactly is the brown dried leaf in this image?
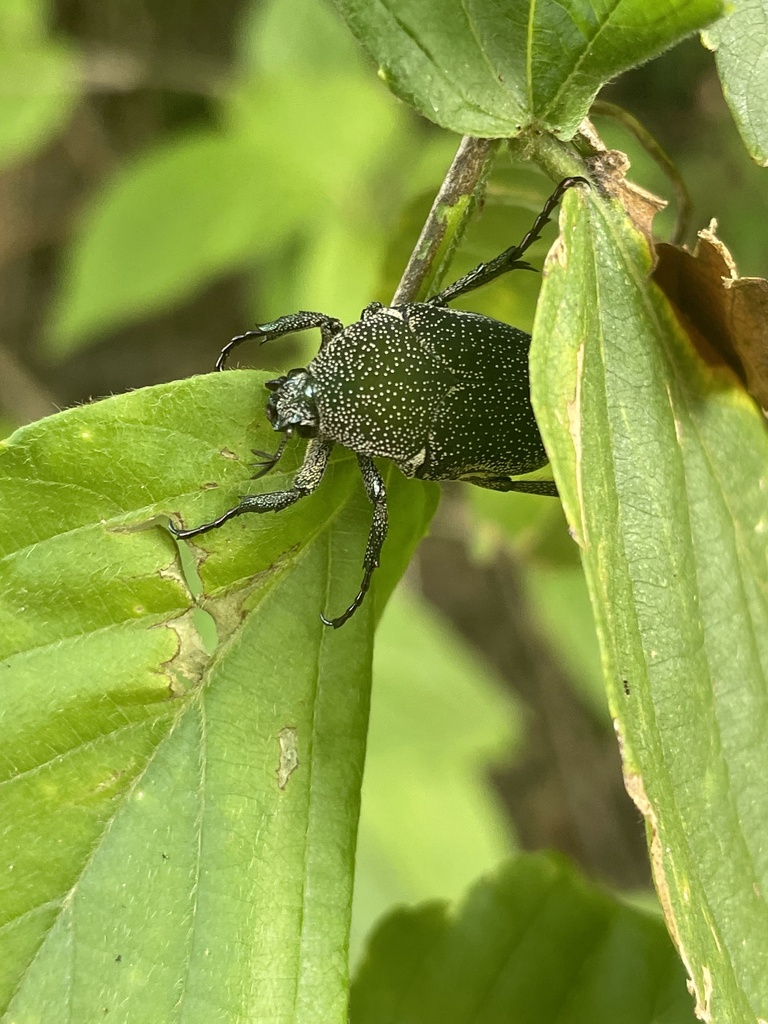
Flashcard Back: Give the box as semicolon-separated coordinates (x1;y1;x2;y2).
577;117;667;245
654;224;768;411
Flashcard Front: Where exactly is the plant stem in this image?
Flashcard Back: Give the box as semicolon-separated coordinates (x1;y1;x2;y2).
510;130;587;186
392;136;500;305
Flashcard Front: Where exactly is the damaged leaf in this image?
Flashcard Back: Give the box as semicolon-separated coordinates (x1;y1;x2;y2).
0;372;435;1022
655;224;768;412
581;129;667;245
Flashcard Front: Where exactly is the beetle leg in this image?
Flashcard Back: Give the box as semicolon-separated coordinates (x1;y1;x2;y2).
216;312;344;370
169;438;333;538
320;455;388;629
428;176;589;307
464;475;559;497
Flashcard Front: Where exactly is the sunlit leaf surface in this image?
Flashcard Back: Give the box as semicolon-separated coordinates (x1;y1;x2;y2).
0;372;435;1022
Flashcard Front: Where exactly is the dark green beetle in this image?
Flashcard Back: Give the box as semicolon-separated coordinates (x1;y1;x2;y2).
170;177;588;627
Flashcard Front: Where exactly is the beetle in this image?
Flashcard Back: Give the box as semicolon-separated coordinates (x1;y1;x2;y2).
170;176;588;628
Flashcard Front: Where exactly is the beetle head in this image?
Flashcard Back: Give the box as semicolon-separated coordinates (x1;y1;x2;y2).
264;368;319;438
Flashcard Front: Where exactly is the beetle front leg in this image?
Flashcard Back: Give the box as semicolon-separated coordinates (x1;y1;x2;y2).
169;438;333;539
429;176;589;306
216;311;344;370
320;455;388;629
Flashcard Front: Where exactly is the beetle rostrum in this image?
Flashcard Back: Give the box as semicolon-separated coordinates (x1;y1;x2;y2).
169;176;589;628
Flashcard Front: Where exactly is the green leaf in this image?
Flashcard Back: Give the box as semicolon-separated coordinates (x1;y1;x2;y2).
352;593;519;959
351;853;696;1024
0;0;48;40
50;72;404;354
225;76;404;206
531;186;768;1019
241;0;364;73
0;372;435;1022
48;132;315;353
0;0;80;170
331;0;723;137
0;48;79;168
703;0;768;165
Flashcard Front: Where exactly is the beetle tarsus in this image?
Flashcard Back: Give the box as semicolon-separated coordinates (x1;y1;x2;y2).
318;454;386;629
216;312;344;370
464;475;559;497
170;440;331;543
429;175;589;306
320;566;375;629
168;504;247;538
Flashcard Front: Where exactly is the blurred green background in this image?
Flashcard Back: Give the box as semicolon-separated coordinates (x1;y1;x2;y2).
2;0;765;958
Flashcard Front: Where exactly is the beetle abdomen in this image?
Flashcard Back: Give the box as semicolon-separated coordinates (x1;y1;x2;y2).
416;375;548;481
397;304;546;479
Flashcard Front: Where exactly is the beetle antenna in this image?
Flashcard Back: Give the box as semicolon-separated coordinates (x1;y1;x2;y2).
428;176;589;306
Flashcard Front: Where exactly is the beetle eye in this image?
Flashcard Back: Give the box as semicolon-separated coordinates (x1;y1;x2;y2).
265;377;284;392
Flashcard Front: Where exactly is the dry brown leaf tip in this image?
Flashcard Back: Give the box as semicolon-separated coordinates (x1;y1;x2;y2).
654;225;768;412
576;117;667;245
